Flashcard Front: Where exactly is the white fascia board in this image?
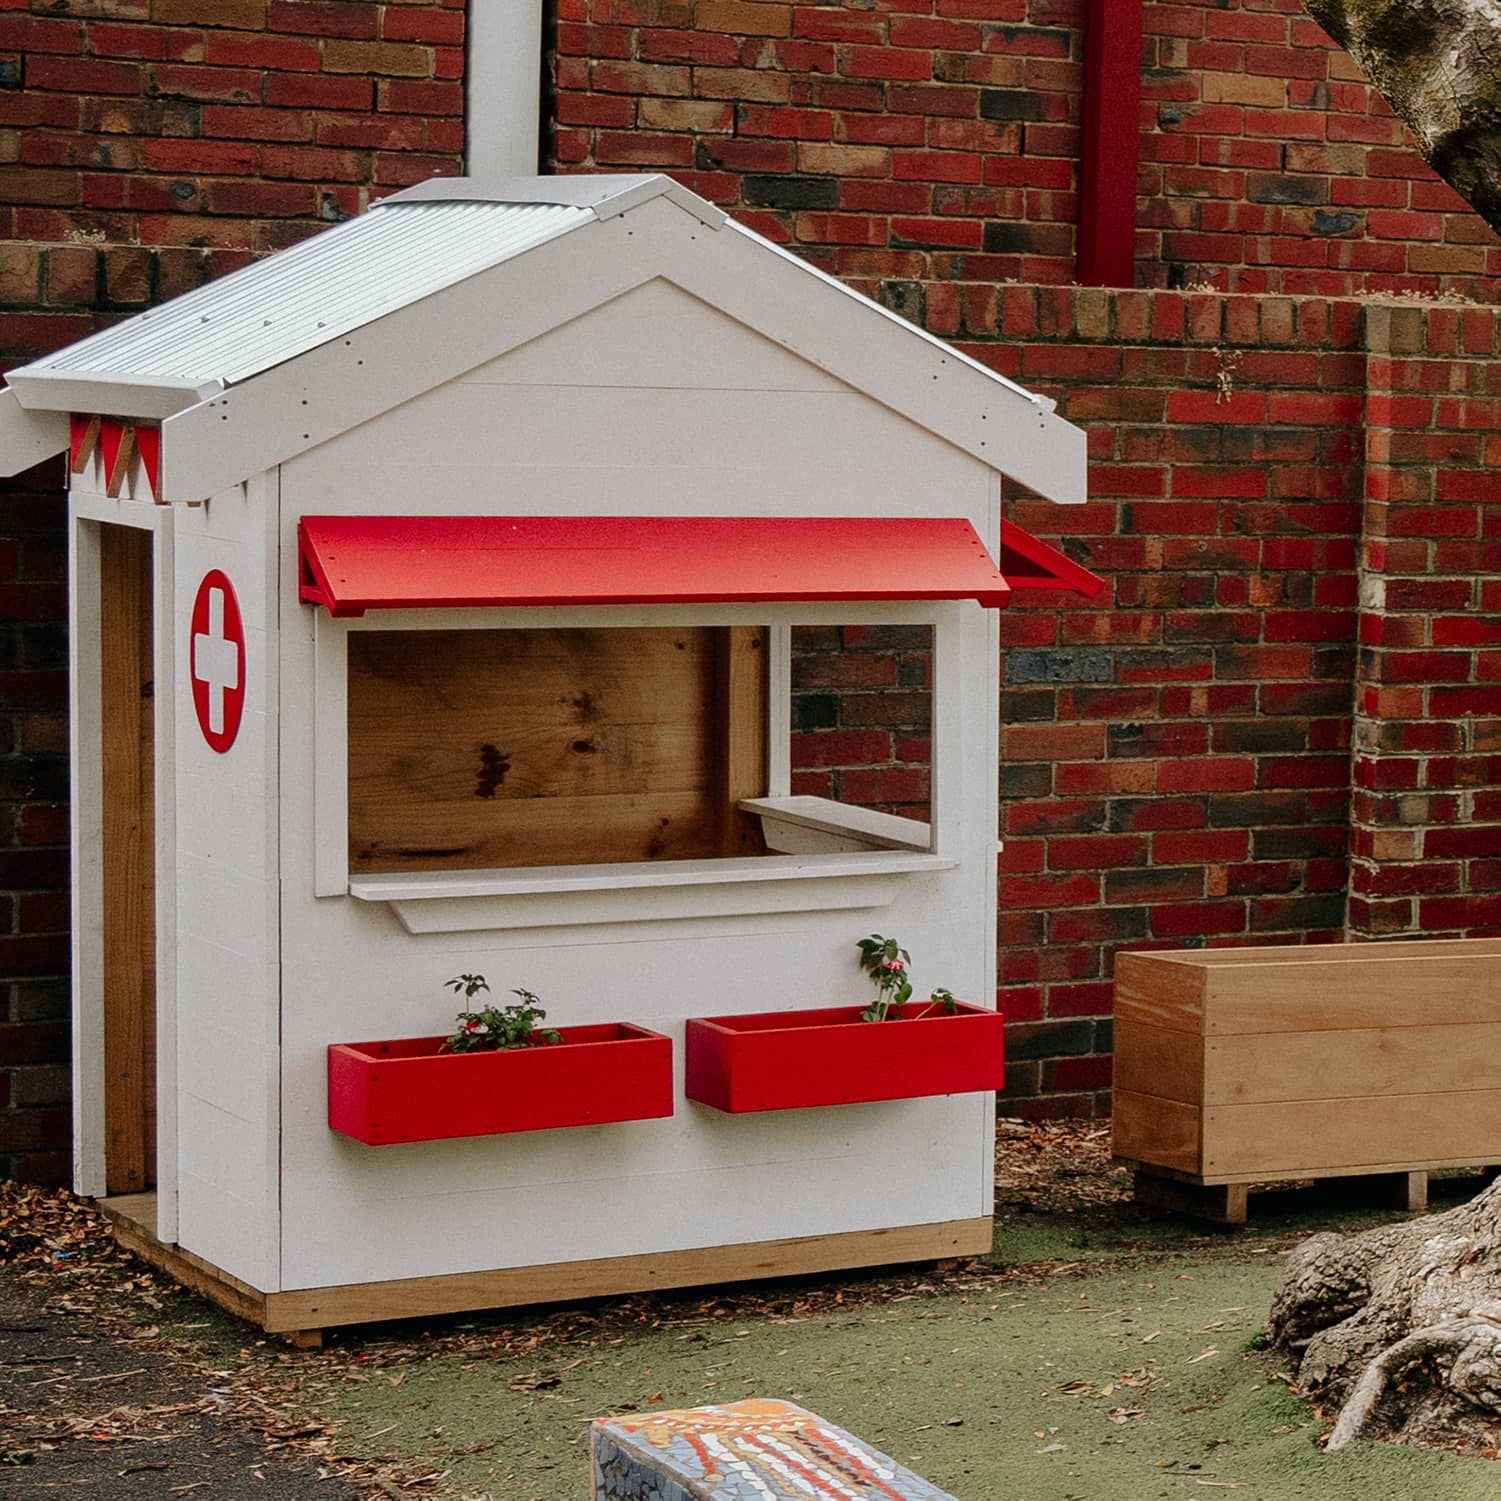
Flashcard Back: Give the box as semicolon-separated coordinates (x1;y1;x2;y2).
158;213;661;503
699;216;1086;503
0;387;67;473
6;368;222;422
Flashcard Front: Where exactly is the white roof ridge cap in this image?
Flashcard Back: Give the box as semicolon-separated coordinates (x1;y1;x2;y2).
373;173;727;229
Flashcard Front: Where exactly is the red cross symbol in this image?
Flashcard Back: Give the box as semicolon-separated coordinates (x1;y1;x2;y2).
190;570;245;753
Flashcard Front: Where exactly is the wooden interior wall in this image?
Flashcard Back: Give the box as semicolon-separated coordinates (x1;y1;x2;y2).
348;625;766;873
98;523;155;1195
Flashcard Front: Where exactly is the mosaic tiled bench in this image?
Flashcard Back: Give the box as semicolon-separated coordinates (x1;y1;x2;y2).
592;1397;959;1500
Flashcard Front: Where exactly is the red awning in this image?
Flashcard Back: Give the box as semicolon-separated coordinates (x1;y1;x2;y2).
297;515;1104;618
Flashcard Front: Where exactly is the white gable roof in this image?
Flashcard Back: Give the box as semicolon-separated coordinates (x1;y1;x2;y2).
16;200;588;398
1;174;1086;505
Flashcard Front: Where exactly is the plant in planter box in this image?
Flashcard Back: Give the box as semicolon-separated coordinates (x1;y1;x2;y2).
856;934;958;1022
439;974;561;1053
326;972;673;1144
683;932;1003;1113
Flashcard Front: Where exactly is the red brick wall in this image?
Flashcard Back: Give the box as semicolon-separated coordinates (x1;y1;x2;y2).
0;0;464;1185
988;286;1500;1116
0;456;68;1184
1349;303;1501;939
791;624;932;823
549;0;1499;298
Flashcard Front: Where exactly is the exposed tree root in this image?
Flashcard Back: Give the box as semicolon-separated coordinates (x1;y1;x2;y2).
1270;1176;1501;1451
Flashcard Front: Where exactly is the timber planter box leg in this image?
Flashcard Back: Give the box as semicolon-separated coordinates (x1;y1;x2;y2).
327;1023;674;1144
684;1002;1004;1113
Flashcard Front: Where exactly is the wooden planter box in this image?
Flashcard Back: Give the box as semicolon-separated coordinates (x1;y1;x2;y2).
684;1002;1004;1113
328;1023;673;1145
1113;938;1501;1220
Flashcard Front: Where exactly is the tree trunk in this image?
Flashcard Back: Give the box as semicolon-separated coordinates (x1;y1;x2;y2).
1305;0;1501;233
1269;1175;1501;1451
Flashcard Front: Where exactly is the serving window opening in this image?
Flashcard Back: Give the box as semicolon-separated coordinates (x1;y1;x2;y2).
344;613;945;882
347;624;769;875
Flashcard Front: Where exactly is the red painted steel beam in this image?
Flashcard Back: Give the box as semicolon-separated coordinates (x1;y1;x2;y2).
1077;0;1145;287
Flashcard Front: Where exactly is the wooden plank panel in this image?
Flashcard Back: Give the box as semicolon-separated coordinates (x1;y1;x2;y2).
1165;937;1501;967
1116;941;1501;1037
1113;952;1206;1035
1204;952;1501;1034
264;1218;994;1334
1110;1090;1200;1175
99;524;155;1196
1205;1022;1501;1105
1112;1019;1203;1105
716;625;768;857
348;626;729;872
1202;1091;1501;1178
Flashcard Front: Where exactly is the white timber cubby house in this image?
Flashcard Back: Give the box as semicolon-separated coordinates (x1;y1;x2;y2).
0;175;1097;1341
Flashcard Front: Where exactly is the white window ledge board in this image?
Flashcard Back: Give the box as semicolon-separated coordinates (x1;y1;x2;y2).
740;795;930;854
349;852;956;934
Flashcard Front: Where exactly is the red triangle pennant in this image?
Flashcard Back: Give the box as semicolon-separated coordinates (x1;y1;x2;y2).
69;413;100;472
133;424;162;502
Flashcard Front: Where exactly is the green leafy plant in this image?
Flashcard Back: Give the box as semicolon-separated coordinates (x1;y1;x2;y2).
856;935;959;1023
439;974;562;1053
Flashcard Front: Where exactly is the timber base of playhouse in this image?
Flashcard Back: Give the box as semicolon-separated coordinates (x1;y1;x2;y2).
98;1193;992;1345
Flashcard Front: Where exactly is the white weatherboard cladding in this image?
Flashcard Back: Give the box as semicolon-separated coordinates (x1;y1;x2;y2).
279;916;992;1288
476;278;851;392
170;480;280;1291
272;316;998;1287
282;280;995;521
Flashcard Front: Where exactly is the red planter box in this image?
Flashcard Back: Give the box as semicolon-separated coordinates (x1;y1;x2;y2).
327;1023;673;1145
684;1002;1004;1114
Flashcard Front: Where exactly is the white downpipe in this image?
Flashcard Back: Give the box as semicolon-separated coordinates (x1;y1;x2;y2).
465;1;546;177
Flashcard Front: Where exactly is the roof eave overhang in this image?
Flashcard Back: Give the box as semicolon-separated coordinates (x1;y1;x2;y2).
0;388;68;475
6;368;224;421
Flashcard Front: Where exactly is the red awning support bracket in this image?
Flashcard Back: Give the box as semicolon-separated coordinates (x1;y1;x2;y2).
999;520;1106;599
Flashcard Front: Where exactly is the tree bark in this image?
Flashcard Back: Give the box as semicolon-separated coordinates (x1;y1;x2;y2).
1270;1175;1501;1451
1305;0;1501;233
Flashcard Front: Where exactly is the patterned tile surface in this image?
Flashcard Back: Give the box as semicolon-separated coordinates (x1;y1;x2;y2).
592;1397;959;1500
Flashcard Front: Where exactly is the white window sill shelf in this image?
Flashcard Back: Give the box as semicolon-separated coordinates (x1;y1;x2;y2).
349;850;956;934
739;795;930;854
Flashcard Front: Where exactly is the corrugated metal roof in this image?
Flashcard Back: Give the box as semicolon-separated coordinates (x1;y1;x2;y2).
23;198;590;390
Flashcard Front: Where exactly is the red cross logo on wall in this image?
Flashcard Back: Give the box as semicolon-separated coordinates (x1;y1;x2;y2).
190;570;246;754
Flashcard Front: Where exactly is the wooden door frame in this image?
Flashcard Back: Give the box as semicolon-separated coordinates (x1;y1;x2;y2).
70;499;178;1240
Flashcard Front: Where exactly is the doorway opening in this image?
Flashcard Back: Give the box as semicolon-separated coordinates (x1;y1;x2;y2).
98;523;156;1196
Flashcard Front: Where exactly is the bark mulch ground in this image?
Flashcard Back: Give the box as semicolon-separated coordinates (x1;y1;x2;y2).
4;1120;1485;1497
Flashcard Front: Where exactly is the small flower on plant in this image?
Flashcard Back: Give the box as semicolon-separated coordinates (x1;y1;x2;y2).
856;935;958;1023
439;974;562;1053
